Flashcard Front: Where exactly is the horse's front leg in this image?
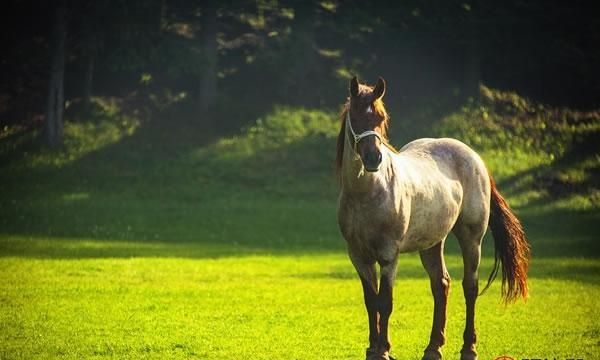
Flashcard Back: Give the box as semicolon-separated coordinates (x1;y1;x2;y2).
376;259;398;358
420;242;450;360
350;256;380;358
360;273;379;352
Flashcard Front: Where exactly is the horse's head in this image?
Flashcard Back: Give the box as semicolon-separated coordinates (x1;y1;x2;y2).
346;76;388;172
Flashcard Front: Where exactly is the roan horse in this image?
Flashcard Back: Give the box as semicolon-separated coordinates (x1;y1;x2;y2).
336;77;530;360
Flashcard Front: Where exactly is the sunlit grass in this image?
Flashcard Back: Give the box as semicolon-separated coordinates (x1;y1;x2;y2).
192;106;337;157
1;249;598;360
188;106;339;196
480;148;552;180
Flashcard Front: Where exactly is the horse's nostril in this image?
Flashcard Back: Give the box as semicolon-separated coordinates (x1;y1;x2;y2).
368;151;382;164
363;151;382;169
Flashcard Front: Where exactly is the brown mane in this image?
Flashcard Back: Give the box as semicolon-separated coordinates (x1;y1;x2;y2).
335;85;391;177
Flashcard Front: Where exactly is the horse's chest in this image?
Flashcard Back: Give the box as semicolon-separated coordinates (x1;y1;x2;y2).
338;196;406;261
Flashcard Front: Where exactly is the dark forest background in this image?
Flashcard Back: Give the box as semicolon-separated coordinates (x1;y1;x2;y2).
2;0;599;147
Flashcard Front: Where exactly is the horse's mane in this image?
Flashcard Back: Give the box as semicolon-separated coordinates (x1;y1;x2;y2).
335;85;392;177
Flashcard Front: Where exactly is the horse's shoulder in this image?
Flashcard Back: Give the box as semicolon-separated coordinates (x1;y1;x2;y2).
398;138;437;153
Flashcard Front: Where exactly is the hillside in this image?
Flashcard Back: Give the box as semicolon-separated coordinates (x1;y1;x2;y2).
1;87;598;258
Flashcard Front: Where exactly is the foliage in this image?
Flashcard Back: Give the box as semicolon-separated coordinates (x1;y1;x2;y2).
190;106;339;196
435;86;600;209
4;0;600;131
243;106;339;145
4;98;140;169
436;86;599;159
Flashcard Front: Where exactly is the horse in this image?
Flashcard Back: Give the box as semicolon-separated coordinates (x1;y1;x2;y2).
336;76;530;360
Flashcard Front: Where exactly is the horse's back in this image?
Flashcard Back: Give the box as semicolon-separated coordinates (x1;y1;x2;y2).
400;138;480;163
399;137;487;181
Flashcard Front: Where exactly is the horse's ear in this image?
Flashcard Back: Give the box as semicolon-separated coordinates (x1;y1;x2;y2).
349;76;359;97
373;76;386;100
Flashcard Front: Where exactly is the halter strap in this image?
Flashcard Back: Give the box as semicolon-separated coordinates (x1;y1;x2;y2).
345;111;382;153
345;111;399;155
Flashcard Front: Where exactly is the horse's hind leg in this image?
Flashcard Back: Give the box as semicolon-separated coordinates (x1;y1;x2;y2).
419;241;450;360
454;222;486;360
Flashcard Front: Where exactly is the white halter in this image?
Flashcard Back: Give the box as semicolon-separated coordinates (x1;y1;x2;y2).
346;111;383;153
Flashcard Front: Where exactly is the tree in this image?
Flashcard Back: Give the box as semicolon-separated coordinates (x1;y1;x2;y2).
81;25;100;109
44;1;67;147
284;0;317;104
79;1;105;110
198;0;218;113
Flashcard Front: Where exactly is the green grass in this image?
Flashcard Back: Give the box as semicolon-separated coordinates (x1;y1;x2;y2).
1;94;599;359
1;252;598;359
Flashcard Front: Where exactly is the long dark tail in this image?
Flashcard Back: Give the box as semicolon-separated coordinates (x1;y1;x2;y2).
481;176;531;303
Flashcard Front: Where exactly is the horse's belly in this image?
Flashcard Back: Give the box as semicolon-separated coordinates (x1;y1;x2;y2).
396;232;443;253
396;195;461;253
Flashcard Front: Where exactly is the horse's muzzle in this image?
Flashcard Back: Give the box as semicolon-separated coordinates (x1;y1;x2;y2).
363;150;382;172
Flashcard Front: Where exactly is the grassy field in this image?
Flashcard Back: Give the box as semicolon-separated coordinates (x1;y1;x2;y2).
1;96;599;359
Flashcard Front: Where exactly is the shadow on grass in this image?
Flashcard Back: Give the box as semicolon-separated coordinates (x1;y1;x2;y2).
497;129;600;208
1;200;598;259
3;232;599;287
291;253;600;286
0;235;275;259
1;205;598;289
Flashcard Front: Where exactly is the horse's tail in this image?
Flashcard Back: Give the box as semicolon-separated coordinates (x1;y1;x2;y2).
480;176;531;303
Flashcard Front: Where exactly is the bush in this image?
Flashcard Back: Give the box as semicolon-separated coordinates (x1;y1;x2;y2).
435;86;600;209
190;106;339;196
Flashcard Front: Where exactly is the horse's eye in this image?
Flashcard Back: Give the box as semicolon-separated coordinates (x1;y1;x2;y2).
366;105;373;114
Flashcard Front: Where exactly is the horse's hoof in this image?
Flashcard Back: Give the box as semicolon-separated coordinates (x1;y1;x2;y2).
460;348;478;360
365;347;391;360
421;348;443;360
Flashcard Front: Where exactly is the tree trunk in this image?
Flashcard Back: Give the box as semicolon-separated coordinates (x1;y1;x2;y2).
198;0;218;114
463;42;481;99
82;51;94;108
44;2;67;147
462;0;482;99
285;0;317;104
